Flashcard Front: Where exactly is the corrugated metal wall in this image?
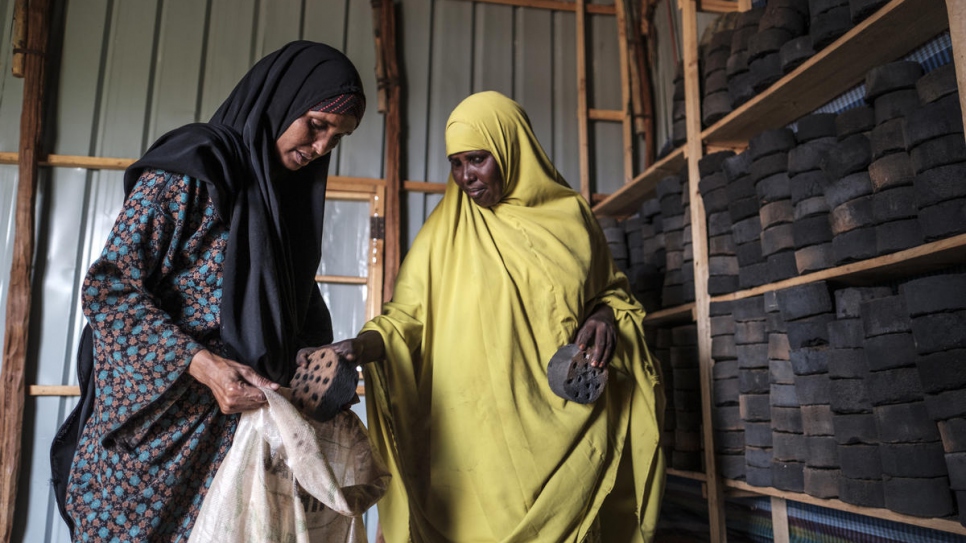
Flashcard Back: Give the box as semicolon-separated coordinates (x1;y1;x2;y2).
0;1;631;541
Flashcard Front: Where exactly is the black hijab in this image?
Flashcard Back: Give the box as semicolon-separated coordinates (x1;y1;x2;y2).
124;40;364;382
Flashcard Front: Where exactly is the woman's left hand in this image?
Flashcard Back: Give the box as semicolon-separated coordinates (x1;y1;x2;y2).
574;304;617;368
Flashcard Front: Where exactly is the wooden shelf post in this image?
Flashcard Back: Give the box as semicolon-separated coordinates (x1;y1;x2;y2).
0;0;51;539
680;0;728;541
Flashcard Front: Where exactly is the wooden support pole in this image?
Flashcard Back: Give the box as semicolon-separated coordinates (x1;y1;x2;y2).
947;0;966;132
680;0;728;540
615;0;635;184
11;0;26;77
371;0;403;302
0;0;51;539
576;0;591;201
771;497;791;543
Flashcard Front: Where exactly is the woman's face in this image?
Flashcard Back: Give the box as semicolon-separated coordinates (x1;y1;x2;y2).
448;150;504;207
275;110;357;171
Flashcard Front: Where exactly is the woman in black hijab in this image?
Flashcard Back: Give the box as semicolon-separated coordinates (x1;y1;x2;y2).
51;41;365;541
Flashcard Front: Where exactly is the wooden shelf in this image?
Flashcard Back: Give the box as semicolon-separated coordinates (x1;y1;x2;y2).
667;468;707;481
711;233;966;302
723;478;966;536
592;145;686;218
702;0;949;147
643;302;696;326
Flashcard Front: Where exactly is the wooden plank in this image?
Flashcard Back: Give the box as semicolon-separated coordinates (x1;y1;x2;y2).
588;108;625;122
947;0;966;131
453;0;616;15
592;145;685;217
0;1;50;540
11;0;25;77
713;232;966;302
699;0;739;13
667;468;707;481
372;0;403;305
316;275;368;285
681;0;727;539
772;497;790;543
403;181;447;193
29;385;80;396
614;0;634;185
642;302;695;326
702;0;949;146
576;0;591;201
724;478;966;536
367;190;386;321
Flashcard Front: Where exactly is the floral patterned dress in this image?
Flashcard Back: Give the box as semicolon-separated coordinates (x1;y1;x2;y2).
66;169;238;542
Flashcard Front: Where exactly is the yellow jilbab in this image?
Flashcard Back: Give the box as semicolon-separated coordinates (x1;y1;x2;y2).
362;91;666;542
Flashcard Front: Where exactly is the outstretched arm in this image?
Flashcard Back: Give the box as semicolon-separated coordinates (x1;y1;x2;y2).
296;330;386;367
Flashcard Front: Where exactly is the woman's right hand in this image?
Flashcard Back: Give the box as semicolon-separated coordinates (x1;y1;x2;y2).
188;349;279;414
296;330;386;367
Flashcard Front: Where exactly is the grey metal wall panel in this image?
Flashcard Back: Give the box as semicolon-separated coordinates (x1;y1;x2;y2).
425;1;473;187
303;0;348;47
589;13;621;110
0;166;16;359
200;0;257;120
147;0;209;141
255;0;303;56
51;0;109;155
335;0;383;178
515;8;554;153
0;0;23;152
96;0;158;156
400;0;434;249
593;120;624;193
473;4;514;96
552;11;579;190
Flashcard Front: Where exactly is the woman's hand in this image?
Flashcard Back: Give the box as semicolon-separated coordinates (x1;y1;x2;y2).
574;304;617;368
188;349;278;414
296;330;386;368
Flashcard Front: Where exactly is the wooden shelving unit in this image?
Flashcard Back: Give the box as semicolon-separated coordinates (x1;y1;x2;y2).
702;0;950;147
724;479;966;536
593;145;686;217
642;302;695;325
713;232;966;302
593;0;966;540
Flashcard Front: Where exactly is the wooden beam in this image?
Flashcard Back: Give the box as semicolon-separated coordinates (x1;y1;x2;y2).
681;0;727;540
403;180;447;193
592;145;686;217
713;232;966;302
0;0;51;540
371;0;403;303
698;0;739;13
666;468;706;481
11;0;26;77
29;385;79;396
724;478;966;535
588;108;625;122
452;0;616;15
771;497;790;543
642;302;695;326
576;0;591;201
315;274;368;285
615;0;635;184
947;0;966;132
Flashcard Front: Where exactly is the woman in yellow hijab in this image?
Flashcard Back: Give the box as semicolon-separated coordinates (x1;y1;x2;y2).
314;91;665;542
